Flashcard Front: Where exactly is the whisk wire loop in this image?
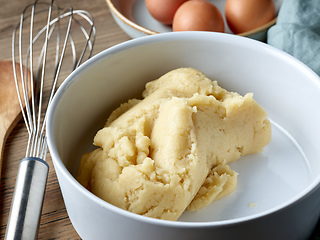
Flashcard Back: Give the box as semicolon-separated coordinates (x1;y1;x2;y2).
12;0;96;159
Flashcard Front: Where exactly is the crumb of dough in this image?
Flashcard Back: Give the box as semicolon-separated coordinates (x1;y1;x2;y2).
249;203;257;208
77;67;271;221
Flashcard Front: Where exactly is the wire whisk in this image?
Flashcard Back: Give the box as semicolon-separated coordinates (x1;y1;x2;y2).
6;0;96;239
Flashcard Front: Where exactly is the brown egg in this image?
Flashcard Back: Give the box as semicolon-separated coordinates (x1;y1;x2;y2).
172;0;225;32
145;0;189;25
225;0;275;34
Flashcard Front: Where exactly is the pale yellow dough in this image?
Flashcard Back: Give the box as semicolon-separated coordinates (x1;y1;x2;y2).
77;68;271;221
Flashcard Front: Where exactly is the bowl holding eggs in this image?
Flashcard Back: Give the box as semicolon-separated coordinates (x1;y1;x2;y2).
106;0;283;40
47;32;320;240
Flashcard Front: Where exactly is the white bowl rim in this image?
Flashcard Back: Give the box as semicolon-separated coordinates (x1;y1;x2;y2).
47;31;320;228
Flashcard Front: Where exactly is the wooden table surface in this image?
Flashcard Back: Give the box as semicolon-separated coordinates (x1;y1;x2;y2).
0;0;130;239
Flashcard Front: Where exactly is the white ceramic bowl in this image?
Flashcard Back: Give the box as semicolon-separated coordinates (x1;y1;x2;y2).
106;0;284;41
47;32;320;240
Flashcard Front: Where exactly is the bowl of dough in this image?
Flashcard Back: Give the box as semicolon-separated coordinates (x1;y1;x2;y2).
47;32;320;240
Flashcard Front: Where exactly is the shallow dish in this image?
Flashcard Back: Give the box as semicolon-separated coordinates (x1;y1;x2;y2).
47;32;320;240
106;0;283;40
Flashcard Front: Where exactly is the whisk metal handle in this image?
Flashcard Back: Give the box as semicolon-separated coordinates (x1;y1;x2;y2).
5;157;49;240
